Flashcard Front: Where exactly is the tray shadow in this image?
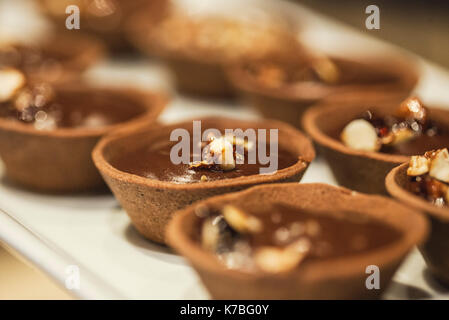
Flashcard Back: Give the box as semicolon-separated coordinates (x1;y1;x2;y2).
124;224;186;265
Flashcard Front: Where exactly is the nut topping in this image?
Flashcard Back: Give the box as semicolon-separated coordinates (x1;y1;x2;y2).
0;68;25;102
189;134;254;172
201;217;221;251
222;205;263;234
382;127;415;146
311;56;340;84
407;148;449;207
429;148;449;183
341;119;380;152
254;239;309;273
208;137;236;171
341;97;439;153
407;155;430;176
396;97;427;124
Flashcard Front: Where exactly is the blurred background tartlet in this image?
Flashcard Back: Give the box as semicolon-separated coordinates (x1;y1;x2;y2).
129;4;303;98
36;0;170;53
228;52;419;128
0;32;104;83
0;68;167;192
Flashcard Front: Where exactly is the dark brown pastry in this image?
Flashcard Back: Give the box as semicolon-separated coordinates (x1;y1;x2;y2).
92;117;315;243
167;183;428;299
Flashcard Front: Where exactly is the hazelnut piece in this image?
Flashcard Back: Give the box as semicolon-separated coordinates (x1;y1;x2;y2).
341;119;380;152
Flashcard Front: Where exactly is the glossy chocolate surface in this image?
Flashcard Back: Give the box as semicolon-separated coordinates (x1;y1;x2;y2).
111;141;299;183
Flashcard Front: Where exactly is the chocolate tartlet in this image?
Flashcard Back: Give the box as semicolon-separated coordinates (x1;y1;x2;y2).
386;151;449;286
92;117;315;243
0;75;167;192
167;183;428;299
303;97;449;194
37;0;167;53
228;54;419;127
0;33;104;83
130;9;302;98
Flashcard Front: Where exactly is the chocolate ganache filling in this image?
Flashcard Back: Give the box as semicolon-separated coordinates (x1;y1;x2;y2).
112;133;300;183
0;69;145;130
340;97;449;155
196;203;401;273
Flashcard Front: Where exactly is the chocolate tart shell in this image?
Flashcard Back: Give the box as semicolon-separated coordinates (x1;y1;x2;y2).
302;100;449;194
0;86;167;193
127;18;234;98
227;55;419;127
167;183;428;299
26;33;105;83
386;164;449;286
127;11;302;99
92;117;315;244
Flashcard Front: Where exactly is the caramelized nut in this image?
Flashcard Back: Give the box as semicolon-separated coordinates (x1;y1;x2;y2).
396;97;427;123
385;128;415;146
407;155;430;176
201;217;220;251
312;57;340;84
0;68;25;102
429;148;449;183
254;245;307;273
341;119;380;152
189;160;212;169
209;137;235;171
222;205;262;234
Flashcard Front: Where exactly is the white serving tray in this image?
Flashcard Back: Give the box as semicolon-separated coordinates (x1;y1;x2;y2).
1;0;449;300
